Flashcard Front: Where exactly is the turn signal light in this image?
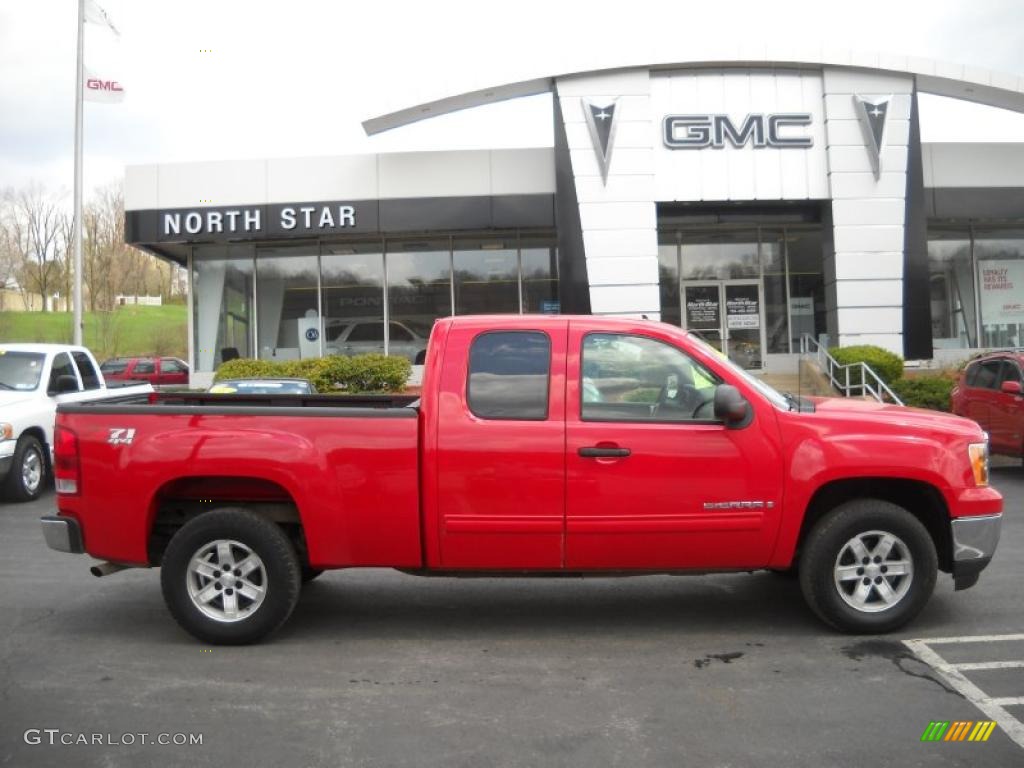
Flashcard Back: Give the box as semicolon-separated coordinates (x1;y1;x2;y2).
968;442;989;487
54;426;80;495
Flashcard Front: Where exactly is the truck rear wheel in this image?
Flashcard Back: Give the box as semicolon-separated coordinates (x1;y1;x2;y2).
799;499;937;634
4;435;46;502
160;508;301;644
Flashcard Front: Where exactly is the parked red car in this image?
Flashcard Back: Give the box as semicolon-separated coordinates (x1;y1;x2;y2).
951;351;1024;458
100;357;189;388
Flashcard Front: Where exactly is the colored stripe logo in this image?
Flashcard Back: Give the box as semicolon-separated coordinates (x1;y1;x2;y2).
921;721;997;742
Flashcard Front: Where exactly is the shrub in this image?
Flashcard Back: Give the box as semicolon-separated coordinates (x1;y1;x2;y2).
213;354;411;394
891;375;955;412
829;345;904;385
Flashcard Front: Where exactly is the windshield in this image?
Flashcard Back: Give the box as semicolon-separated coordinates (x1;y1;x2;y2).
685;333;791;410
0;351;46;391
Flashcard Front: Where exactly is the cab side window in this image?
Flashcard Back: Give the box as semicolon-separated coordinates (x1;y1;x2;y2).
581;333;721;422
971;360;1003;390
998;361;1022;387
71;352;100;390
467;331;550;420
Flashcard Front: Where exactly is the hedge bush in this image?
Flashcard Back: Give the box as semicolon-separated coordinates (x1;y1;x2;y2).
890;375;955;412
214;354;411;393
829;345;905;385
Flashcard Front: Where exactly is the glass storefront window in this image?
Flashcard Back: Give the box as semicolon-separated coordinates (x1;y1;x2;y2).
657;232;680;327
321;243;385;357
761;230;789;354
386;240;452;362
521;239;559;314
453;237;519;314
974;230;1024;348
786;229;825;349
928;229;975;348
255;246;319;361
680;230;759;280
193;245;254;371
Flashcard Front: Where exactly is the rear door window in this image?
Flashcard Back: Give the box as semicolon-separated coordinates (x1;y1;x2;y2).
467;331;550;420
347;323;385;342
71;352;100;390
133;359;156;375
48;352;79;392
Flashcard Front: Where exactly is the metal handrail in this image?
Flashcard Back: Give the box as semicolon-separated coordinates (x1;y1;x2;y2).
799;334;904;406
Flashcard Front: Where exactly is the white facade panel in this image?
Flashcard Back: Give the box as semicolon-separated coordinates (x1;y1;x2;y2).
831;199;906;227
378;151;490;199
651;69;828;201
834;252;905;280
124;165;159;211
575;174;657;203
836;307;904;335
825;119;910;147
157;159;268;208
834;279;904;307
833;225;905;253
489;149;556;195
578;201;658;231
581;229;659;259
923;143;1024;188
586;256;660;286
590;284;661;314
569;148;656;178
830;172;908;198
267;155;379;202
827;146;908;174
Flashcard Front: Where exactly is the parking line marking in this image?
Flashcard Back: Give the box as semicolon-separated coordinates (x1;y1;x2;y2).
953;661;1024;671
908;633;1024;645
904;637;1024;750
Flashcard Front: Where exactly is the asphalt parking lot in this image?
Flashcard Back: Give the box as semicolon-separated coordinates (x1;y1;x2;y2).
1;465;1022;768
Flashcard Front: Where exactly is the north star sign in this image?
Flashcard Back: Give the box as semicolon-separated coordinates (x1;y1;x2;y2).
161;202;358;238
663;113;813;149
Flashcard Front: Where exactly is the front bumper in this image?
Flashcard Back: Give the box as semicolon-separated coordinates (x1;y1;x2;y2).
41;515;84;554
951;513;1002;590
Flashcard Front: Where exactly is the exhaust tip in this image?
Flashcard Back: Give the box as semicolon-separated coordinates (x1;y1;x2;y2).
90;562;130;577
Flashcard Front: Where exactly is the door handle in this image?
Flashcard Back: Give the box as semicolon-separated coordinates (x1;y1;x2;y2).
578;446;631;458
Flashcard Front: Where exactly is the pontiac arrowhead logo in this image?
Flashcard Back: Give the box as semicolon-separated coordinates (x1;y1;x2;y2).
582;98;619;184
853;94;892;179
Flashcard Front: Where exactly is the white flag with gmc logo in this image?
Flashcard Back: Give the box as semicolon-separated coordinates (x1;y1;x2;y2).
82;0;124;103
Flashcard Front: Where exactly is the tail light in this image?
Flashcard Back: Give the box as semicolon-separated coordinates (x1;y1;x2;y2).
54;426;80;495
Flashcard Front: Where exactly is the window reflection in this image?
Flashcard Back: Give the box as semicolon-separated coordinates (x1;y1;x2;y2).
928;229;975;348
974;230;1024;348
386;240;451;362
521;238;560;314
321;243;385;357
454;238;518;314
255;246;319;361
193;244;253;371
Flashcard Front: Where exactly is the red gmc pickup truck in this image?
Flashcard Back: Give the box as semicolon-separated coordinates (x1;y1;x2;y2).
41;316;1002;644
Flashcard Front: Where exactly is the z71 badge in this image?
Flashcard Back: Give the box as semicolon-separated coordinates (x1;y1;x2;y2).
107;428;136;445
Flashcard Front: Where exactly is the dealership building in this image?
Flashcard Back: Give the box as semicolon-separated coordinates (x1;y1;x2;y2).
124;51;1024;386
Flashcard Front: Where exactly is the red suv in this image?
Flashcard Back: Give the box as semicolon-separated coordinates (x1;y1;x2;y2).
951;352;1024;458
100;357;189;387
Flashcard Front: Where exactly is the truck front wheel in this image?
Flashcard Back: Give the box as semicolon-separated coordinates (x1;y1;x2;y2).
160;508;301;644
4;435;46;502
799;499;937;634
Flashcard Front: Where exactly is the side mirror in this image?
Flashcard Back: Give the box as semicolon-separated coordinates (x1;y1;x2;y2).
714;384;750;427
1001;380;1022;395
50;375;79;395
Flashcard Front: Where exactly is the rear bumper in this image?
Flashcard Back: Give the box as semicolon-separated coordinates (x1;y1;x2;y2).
41;515;84;554
950;513;1002;590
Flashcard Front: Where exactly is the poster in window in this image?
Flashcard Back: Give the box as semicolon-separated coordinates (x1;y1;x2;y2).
685;286;720;330
979;260;1024;325
726;286;760;330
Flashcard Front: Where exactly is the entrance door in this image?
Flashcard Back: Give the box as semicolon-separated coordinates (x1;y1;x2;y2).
683;281;765;369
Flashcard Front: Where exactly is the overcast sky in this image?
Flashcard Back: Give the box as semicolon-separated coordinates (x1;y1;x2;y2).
1;0;1023;199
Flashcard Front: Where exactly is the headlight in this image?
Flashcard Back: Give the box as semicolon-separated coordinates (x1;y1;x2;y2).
968;441;989;487
0;423;12;440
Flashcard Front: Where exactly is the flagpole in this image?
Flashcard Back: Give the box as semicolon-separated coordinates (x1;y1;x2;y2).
72;0;84;344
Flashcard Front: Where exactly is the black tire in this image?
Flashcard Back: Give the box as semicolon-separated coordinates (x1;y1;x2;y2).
4;435;46;502
301;564;324;584
160;508;301;644
798;499;937;634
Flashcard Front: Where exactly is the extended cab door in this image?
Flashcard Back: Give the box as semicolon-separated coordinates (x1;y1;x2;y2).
564;321;785;570
992;358;1024;453
433;320;568;569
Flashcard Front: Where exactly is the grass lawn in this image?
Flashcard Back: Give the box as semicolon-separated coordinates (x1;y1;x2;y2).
0;304;188;361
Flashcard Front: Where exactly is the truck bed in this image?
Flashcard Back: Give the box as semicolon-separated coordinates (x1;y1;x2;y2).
58;391;420;415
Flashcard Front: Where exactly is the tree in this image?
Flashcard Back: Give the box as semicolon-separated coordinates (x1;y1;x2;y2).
2;184;67;312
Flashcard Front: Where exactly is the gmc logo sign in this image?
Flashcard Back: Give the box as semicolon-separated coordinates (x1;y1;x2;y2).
86;78;124;93
663;113;812;149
